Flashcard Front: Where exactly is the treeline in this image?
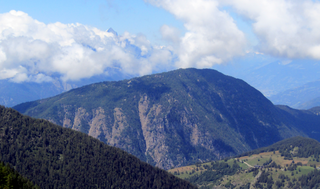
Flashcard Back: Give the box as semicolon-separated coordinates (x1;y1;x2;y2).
237;136;320;158
0;106;196;189
0;162;38;189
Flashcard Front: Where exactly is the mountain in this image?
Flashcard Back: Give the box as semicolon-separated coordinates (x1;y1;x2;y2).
0;106;195;189
107;27;118;36
13;68;320;170
170;136;320;188
269;80;320;109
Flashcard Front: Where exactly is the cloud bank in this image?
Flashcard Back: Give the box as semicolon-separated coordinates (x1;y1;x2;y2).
2;0;320;83
0;10;173;82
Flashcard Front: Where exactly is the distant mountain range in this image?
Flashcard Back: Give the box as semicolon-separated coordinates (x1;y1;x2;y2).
214;54;320;98
213;54;320;109
269;80;320;109
0;69;131;107
14;68;320;170
0;106;195;189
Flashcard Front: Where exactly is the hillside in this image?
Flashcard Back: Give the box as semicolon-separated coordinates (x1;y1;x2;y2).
0;106;195;189
14;68;320;169
170;136;320;188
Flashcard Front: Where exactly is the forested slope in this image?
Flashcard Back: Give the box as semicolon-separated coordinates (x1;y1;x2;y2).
0;106;195;189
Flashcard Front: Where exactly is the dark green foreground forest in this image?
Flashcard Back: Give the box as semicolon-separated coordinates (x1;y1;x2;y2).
0;161;38;189
0;106;196;189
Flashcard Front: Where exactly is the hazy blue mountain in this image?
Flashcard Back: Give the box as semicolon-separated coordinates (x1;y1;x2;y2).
269;80;320;109
299;98;320;110
214;53;320;97
0;79;66;107
0;69;131;107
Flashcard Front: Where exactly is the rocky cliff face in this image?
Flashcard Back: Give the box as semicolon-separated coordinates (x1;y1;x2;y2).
14;68;320;169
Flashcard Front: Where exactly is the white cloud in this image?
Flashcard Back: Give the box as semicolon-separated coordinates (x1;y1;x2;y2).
10;72;29;83
0;48;6;63
160;25;181;44
0;69;18;80
0;10;173;82
146;0;247;68
147;0;320;62
218;0;320;59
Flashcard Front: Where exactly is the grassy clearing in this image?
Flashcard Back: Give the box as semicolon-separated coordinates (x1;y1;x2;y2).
217;171;255;188
169;162;212;179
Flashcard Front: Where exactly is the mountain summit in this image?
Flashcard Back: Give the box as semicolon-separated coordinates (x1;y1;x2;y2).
107;27;118;36
14;68;320;169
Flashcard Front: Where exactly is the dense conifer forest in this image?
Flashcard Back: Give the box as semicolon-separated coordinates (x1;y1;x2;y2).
0;161;38;189
0;106;196;189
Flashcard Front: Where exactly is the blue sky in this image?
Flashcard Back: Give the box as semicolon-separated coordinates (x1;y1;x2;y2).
1;0;320;85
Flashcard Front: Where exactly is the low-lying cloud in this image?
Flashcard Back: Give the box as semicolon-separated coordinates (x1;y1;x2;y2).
0;10;174;82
